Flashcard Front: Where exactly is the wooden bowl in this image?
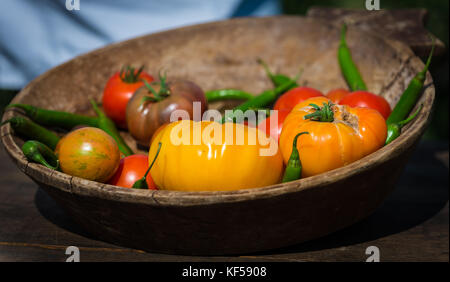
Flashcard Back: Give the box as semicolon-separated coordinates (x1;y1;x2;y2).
1;16;434;255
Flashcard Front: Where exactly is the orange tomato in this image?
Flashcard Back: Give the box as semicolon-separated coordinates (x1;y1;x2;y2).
58;127;121;182
279;96;387;177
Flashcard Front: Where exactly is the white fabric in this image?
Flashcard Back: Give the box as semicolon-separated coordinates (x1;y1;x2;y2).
0;0;281;89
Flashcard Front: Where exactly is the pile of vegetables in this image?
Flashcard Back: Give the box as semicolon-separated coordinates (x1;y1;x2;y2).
2;24;433;192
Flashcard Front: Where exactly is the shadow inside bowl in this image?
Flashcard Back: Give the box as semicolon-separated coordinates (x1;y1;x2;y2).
34;140;448;256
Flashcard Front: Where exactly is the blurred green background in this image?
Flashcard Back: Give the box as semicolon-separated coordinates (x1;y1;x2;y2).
1;0;448;140
281;0;449;140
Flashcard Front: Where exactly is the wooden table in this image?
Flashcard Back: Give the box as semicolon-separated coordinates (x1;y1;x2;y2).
0;140;447;262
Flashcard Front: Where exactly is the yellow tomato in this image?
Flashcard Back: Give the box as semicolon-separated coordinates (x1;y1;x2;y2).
148;120;283;191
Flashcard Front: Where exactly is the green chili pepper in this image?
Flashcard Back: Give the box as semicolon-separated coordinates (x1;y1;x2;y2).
257;58;299;89
22;140;59;170
205;89;254;102
223;71;301;123
7;102;133;156
1;116;60;149
386;39;435;125
338;23;368;91
89;99;134;156
132;142;162;189
7;104;99;129
385;104;423;145
247;107;271;117
282;132;309;183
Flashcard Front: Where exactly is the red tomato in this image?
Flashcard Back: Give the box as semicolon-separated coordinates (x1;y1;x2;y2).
326;88;350;103
274;87;323;112
257;110;290;142
339;91;391;120
102;68;154;128
107;154;157;189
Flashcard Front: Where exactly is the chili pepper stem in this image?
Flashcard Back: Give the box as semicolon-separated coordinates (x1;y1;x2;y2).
417;36;435;81
398;104;423;127
90;99;104;117
386;38;435;125
340;23;347;45
257;58;300;89
293;69;303;82
222;71;301;123
257;58;275;77
338;23;368;91
132;142;162;189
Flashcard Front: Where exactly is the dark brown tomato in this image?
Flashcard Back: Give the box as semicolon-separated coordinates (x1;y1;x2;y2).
126;80;207;146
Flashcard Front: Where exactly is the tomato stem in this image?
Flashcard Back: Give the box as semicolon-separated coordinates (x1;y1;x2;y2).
119;65;145;83
143;80;163;102
304;102;335;122
158;70;170;96
142;72;171;103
